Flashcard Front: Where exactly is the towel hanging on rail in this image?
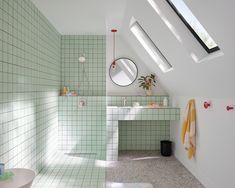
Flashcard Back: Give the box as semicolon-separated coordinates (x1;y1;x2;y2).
181;99;196;159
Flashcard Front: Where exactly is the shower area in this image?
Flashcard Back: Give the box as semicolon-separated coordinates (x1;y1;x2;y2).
33;35;107;187
59;35;106;159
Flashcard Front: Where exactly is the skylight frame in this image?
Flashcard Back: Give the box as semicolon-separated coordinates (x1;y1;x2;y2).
130;21;173;73
166;0;220;53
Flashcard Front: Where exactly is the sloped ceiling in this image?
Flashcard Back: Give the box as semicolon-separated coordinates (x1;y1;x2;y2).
31;0;235;97
121;0;235;98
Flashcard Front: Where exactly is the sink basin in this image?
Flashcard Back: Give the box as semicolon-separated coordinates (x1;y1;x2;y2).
107;106;170;109
0;168;35;188
107;106;144;108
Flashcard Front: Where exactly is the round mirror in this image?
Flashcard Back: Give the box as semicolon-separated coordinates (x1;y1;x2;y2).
109;58;138;87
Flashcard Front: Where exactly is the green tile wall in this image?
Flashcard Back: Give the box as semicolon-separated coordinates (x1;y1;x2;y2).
58;96;106;160
0;0;60;172
119;120;170;150
59;35;106;159
107;95;170;106
61;35;106;96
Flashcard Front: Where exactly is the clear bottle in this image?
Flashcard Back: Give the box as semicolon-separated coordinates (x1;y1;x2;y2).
163;97;168;107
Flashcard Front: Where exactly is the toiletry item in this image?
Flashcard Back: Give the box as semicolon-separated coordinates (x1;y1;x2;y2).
147;102;159;108
62;87;66;95
122;97;127;107
62;87;69;96
0;171;14;181
70;91;78;96
163;97;168;107
133;102;140;107
66;91;78;96
0;163;4;176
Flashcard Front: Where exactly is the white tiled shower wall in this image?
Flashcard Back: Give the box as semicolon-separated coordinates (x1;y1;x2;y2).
0;0;60;173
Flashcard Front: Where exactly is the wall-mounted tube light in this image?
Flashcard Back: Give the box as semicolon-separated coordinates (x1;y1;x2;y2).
130;21;173;73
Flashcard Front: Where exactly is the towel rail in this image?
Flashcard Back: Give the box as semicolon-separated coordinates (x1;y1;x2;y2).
203;101;234;112
203;101;211;109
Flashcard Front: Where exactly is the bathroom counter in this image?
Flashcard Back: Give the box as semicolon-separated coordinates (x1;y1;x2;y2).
106;106;180;161
107;105;176;108
107;106;180;121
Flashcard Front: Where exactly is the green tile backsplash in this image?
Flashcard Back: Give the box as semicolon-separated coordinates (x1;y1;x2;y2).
58;96;106;159
0;0;60;172
107;95;170;106
61;35;106;96
119;120;170;150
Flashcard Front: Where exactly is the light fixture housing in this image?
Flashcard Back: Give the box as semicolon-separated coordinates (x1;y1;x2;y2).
130;21;173;73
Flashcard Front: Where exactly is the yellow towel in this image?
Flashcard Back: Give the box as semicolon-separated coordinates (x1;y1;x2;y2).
181;99;196;159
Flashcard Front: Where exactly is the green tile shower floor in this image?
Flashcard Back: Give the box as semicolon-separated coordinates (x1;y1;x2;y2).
32;152;105;188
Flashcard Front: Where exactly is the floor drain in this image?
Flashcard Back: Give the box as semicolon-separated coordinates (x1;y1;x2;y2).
108;183;153;188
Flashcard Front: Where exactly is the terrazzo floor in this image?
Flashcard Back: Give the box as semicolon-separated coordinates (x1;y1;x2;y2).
32;151;204;188
106;151;205;188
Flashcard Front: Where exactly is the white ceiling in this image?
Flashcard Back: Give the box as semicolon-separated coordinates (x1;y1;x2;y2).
31;0;126;34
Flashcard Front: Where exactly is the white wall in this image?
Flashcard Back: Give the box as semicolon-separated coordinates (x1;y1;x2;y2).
106;34;167;96
171;96;235;188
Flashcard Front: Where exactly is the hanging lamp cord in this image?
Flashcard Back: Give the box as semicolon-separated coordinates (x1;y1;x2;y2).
111;29;118;69
113;31;116;65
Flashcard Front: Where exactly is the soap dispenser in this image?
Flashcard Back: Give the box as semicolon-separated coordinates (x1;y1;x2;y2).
163;97;168;107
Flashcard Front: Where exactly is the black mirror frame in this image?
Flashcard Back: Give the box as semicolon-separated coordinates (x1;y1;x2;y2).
109;58;138;87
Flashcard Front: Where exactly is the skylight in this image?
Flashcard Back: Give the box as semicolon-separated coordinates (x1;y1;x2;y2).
166;0;220;53
130;20;173;73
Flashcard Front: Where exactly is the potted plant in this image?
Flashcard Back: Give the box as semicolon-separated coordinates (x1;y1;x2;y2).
138;74;156;96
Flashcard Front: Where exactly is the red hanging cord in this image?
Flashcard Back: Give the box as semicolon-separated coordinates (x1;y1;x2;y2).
111;29;117;69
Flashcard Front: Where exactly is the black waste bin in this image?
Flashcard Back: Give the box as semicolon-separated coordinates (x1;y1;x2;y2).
161;140;172;156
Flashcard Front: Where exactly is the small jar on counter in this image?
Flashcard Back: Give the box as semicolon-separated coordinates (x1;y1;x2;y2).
163;97;168;107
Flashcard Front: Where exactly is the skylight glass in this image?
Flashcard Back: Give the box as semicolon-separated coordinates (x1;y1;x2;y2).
167;0;219;53
130;21;173;73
